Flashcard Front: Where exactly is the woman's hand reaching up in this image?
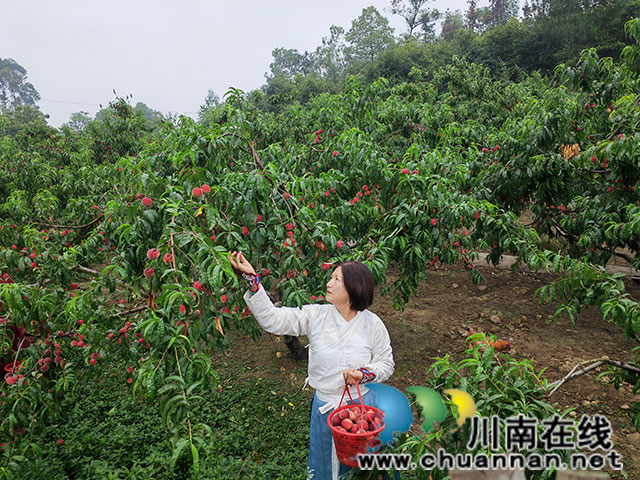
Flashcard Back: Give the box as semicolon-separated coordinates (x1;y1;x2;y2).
229;251;257;276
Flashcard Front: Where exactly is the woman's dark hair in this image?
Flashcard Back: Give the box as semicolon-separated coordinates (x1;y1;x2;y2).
335;261;374;311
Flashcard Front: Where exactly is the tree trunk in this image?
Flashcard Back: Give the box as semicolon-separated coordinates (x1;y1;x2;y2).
268;284;308;360
283;335;308;360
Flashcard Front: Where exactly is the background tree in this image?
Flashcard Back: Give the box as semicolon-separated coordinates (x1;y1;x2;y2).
267;48;315;80
522;0;533;19
415;8;442;41
0;58;40;111
359;37;432;84
313;25;348;87
133;102;164;131
465;0;483;33
391;0;442;41
260;74;298;113
62;111;92;132
198;89;221;125
485;0;520;28
527;0;640;72
0;104;50;138
254;0;639;109
440;10;466;41
345;6;395;70
477;17;535;78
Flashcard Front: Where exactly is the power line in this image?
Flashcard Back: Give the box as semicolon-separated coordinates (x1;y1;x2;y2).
40;98;100;107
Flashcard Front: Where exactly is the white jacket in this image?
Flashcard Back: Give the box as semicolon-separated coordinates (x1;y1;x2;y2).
243;284;395;414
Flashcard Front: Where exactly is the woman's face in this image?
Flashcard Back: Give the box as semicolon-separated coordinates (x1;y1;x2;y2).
326;267;351;308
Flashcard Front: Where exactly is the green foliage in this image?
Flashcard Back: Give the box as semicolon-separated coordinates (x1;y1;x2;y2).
86;96;156;163
1;356;310;479
0;58;40;111
345;6;396;67
400;342;575;480
391;0;442;42
261;1;640;107
0;106;52;139
1;19;640;475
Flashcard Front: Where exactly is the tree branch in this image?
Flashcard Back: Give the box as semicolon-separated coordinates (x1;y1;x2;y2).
31;214;104;230
547;356;640;397
113;305;147;317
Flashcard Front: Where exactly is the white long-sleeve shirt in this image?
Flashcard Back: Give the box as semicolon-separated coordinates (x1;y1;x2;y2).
243;284;395;414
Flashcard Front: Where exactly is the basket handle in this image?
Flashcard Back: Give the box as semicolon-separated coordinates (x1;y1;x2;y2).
338;379;364;409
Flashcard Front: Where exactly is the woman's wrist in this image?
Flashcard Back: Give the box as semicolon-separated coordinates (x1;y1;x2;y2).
241;272;261;293
357;367;376;383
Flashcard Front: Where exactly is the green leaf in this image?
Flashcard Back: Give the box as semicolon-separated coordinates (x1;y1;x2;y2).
169;437;190;473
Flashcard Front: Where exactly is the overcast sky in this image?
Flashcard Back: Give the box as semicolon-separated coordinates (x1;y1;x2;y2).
3;0;478;127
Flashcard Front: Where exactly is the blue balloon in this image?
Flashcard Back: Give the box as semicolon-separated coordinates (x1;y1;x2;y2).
364;383;413;446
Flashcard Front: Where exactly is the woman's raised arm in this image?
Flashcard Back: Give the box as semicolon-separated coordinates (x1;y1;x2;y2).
229;251;315;337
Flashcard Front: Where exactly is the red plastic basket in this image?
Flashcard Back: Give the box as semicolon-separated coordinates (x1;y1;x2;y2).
327;381;385;467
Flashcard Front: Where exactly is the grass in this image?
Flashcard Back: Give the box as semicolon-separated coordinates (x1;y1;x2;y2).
13;353;312;480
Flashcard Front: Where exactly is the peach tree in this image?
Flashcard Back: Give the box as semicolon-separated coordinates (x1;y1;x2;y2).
1;18;639;477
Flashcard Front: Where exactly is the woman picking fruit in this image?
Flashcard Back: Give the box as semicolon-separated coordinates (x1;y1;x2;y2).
229;251;395;480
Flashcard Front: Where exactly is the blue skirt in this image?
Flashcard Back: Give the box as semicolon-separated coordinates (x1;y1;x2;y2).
307;389;380;480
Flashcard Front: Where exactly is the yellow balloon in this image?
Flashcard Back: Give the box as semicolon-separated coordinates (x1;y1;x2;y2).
444;389;476;426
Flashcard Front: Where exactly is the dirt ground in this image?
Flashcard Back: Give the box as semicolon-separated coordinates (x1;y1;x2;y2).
214;258;640;479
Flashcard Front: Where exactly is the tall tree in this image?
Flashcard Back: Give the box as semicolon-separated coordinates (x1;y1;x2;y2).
0;105;50;137
198;89;220;123
465;0;483;33
345;6;395;66
313;25;348;86
486;0;520;27
133;102;163;130
416;9;442;41
267;48;315;79
0;58;40;111
441;10;466;41
62;111;92;132
522;0;533;20
391;0;441;41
